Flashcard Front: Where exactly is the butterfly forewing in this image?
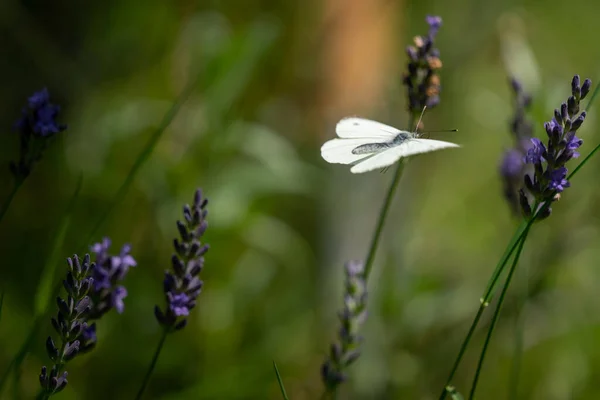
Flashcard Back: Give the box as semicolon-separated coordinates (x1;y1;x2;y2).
336;118;402;139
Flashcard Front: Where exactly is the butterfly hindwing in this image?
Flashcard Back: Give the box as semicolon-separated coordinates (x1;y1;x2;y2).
320;138;379;165
349;138;459;174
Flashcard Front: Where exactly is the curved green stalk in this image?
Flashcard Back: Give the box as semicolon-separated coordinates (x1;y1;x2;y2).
363;114;416;280
134;329;168;400
272;361;290;400
468;226;530;400
363;160;406;279
0;179;23;225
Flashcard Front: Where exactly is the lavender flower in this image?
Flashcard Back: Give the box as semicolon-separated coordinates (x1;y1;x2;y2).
72;238;137;354
10;88;67;181
321;261;368;391
403;15;444;122
88;238;137;318
521;75;591;219
500;78;534;215
39;255;93;397
154;189;208;331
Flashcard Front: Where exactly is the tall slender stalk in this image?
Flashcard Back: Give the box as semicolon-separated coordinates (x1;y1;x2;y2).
134;329;168;400
468;225;530;399
0;179;23;225
363;114;415;280
363;161;406;279
508;235;528;400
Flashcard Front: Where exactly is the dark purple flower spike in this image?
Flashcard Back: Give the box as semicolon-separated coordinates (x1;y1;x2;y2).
321;261;368;391
154;188;209;331
39;255;93;397
521;75;591;219
403;15;444;122
10;88;67;181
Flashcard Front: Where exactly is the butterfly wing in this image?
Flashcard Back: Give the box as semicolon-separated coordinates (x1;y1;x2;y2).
397;138;460;157
336;118;404;139
349;147;404;173
350;138;459;174
321;138;379;164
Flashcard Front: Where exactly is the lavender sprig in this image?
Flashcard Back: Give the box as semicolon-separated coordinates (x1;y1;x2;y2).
0;88;66;225
403;15;443;119
76;238;138;354
10;88;67;182
520;75;591;219
135;188;209;400
39;255;93;398
321;261;368;392
154;188;208;331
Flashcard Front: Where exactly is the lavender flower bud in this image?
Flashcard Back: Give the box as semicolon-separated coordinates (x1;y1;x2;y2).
155;188;210;331
40;255;93;396
581;78;592;99
402;15;444;118
572;75;581;97
10;88;67;181
321;261;368;392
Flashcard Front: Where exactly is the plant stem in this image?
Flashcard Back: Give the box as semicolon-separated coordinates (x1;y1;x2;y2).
0;179;23;225
362;160;406;279
134;329;168;400
438;220;529;400
508;236;528;400
468;226;530;400
272;361;289;400
362;114;416;280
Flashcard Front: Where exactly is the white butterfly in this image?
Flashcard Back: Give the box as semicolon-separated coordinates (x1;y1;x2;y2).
321;117;460;174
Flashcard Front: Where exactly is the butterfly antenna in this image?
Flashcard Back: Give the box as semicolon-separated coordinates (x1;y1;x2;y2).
415;106;427;132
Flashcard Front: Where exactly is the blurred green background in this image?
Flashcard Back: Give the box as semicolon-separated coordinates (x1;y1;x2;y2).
1;0;600;399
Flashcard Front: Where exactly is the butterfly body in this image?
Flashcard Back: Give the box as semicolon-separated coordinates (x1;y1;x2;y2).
321;117;459;174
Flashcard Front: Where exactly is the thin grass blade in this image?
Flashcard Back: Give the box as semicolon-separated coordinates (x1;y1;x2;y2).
0;289;4;323
83;78;199;249
272;361;290;400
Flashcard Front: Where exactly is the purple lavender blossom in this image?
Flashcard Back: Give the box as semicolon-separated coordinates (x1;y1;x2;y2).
40;255;93;397
321;261;368;391
154;188;209;331
521;75;591;219
10;88;67;181
403;15;444;121
88;238;137;319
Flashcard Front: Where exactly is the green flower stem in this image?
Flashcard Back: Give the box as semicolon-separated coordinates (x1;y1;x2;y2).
508;230;528;400
272;361;290;400
0;179;23;225
363;113;416;280
438;220;528;400
363;160;406;279
468;225;530;400
134;329;168;400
